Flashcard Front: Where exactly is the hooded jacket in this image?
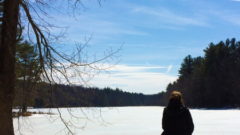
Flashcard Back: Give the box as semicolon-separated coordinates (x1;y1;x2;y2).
162;107;194;135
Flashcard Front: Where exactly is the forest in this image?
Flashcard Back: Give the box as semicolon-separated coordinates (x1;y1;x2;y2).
14;82;165;108
164;38;240;108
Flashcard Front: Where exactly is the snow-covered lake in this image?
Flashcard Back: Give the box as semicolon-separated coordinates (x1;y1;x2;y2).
13;106;240;135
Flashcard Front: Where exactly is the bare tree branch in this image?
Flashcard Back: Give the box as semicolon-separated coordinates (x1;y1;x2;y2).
17;0;121;134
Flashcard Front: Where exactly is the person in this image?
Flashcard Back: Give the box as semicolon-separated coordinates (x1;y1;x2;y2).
161;91;194;135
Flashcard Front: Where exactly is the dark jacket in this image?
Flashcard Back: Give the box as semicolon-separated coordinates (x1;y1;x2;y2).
162;107;194;135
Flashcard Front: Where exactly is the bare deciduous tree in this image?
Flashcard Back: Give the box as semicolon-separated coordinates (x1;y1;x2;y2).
0;0;119;135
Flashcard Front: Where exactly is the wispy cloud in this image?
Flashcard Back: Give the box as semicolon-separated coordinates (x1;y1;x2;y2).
206;9;240;26
50;13;149;44
166;65;173;73
221;15;240;26
108;65;169;72
131;6;209;27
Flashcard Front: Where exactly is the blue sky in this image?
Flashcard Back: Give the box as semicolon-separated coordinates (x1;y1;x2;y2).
29;0;240;94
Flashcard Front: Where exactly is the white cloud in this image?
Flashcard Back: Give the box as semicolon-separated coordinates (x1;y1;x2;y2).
46;64;177;94
108;64;169;72
88;64;177;94
166;65;173;73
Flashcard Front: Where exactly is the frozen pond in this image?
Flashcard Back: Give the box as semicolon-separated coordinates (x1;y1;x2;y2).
13;106;240;135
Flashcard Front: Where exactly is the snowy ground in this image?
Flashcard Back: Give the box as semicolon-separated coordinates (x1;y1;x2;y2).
13;107;240;135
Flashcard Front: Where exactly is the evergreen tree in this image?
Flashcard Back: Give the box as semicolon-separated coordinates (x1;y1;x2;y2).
165;38;240;108
15;41;41;113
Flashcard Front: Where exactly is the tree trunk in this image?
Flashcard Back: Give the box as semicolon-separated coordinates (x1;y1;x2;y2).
0;0;20;135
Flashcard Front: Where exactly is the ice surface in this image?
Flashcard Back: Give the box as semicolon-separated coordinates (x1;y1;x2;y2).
13;107;240;135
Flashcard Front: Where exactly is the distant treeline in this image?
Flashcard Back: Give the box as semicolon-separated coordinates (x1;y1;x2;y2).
165;38;240;108
14;38;240;109
14;82;165;108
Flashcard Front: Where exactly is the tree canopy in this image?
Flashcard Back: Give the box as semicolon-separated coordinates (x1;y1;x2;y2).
165;38;240;108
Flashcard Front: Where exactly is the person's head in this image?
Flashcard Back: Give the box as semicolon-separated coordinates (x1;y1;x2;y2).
167;91;184;109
